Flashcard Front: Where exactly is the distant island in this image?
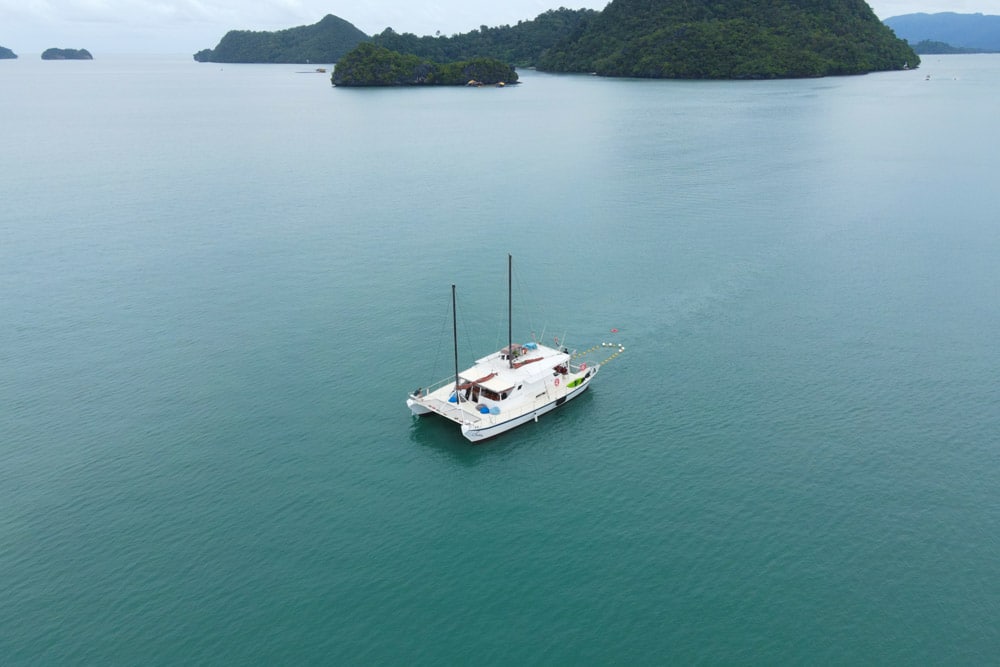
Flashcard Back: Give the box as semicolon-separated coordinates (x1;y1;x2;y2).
884;12;1000;53
0;46;16;59
41;48;93;60
196;0;918;81
909;40;985;55
332;43;517;86
194;14;366;63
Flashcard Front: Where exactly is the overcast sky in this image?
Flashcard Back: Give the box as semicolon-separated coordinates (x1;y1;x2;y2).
1;1;996;55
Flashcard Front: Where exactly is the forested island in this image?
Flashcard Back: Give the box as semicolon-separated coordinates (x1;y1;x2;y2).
370;9;595;67
196;0;918;81
538;0;917;77
194;14;366;63
332;43;517;86
0;46;16;59
41;48;93;60
910;40;984;55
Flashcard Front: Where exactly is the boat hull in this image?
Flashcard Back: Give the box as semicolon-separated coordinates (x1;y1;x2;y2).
406;396;433;415
460;372;593;442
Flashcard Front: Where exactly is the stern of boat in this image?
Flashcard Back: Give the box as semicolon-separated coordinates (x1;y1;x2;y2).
407;394;433;416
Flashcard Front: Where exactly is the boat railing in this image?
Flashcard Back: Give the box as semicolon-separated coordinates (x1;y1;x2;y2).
415;374;460;398
568;360;596;374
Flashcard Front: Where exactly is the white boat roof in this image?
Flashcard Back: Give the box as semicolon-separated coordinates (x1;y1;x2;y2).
460;343;569;392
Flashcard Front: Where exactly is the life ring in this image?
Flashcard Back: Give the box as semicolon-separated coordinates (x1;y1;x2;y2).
554;378;560;386
580;363;587;370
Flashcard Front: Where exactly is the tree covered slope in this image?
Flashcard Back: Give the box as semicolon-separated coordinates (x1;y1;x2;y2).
371;8;597;67
331;43;518;86
538;0;919;78
194;3;920;80
194;14;368;63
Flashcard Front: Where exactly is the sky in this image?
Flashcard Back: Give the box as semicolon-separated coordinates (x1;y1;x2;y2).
1;0;997;55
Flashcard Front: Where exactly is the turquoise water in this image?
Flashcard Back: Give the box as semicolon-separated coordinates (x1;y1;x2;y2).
3;54;1000;663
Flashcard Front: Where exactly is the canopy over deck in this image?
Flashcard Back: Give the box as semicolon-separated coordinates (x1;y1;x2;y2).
460;343;569;394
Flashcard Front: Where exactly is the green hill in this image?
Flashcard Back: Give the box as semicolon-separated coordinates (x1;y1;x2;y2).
195;3;919;79
909;39;983;55
538;0;919;78
332;43;518;86
371;8;597;66
41;48;93;60
194;14;368;63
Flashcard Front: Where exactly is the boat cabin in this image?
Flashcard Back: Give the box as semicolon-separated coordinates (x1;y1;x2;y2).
453;340;573;411
458;373;517;403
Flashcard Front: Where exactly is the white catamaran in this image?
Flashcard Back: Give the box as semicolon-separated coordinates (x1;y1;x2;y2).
406;255;623;442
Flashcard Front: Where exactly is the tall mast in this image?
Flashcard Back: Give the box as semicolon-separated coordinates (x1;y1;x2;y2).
507;254;513;369
452;284;459;397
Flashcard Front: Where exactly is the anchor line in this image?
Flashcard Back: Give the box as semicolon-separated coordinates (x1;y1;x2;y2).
571;342;626;366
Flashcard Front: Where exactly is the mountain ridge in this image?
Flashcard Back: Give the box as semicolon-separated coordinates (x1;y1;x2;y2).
884;12;1000;52
194;3;918;79
194;14;367;63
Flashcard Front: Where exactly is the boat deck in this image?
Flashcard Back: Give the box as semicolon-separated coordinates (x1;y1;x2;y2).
418;396;484;425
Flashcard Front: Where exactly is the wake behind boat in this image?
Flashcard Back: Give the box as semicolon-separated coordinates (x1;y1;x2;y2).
406;255;624;443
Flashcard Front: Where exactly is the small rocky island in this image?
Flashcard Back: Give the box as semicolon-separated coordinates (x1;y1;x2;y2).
332;43;517;86
0;46;17;59
41;48;93;60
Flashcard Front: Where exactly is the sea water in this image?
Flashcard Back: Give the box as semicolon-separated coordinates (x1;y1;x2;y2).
2;54;999;663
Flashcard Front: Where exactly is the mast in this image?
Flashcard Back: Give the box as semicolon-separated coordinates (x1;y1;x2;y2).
452;284;459;398
507;254;513;369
